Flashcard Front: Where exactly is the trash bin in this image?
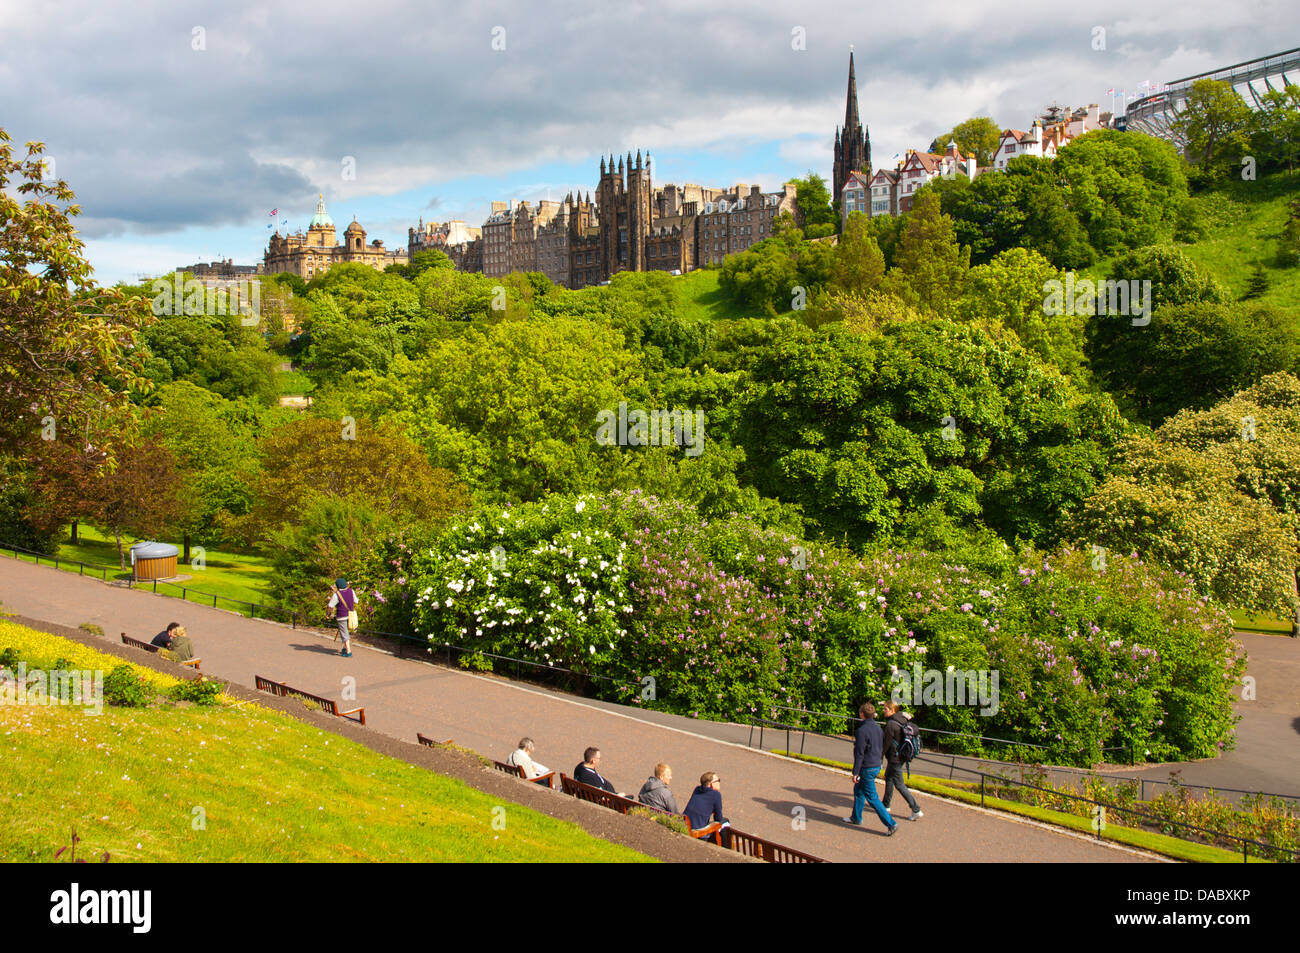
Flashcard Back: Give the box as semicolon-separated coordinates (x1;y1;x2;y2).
129;541;179;581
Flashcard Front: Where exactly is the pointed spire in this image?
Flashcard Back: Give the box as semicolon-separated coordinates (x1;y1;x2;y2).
636;148;642;168
600;155;605;174
845;49;861;134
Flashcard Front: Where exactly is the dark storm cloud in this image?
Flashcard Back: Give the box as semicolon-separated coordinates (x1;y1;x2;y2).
0;0;1290;237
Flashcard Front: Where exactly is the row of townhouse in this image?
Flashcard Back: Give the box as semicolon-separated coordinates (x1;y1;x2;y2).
842;103;1114;226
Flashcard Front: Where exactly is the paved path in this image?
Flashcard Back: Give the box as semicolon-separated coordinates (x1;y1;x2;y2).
0;557;1158;862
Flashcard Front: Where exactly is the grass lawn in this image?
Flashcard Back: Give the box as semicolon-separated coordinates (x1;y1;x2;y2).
1230;608;1295;635
771;750;1264;863
675;267;759;322
275;365;315;397
0;620;650;863
1087;170;1300;315
5;524;274;613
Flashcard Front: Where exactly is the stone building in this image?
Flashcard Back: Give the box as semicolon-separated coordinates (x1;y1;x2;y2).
429;153;800;289
408;218;482;272
264;195;407;278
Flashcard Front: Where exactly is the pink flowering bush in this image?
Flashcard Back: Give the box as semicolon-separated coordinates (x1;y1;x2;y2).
404;492;1243;764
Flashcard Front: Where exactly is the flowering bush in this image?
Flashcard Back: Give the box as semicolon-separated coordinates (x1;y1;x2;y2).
405;492;1243;764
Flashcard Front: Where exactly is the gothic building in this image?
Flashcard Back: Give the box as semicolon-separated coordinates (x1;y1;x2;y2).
833;49;871;210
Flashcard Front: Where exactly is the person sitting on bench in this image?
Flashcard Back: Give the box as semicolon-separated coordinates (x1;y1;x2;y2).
574;747;629;798
168;626;195;663
152;622;180;649
506;737;550;779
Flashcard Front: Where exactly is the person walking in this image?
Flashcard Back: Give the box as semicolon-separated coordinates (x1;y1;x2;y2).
882;700;923;820
328;578;358;657
846;702;897;835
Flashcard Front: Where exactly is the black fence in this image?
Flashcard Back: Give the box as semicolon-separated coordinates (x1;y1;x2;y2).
914;754;1299;864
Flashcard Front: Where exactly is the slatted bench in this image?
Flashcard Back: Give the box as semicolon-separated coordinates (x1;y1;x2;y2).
723;827;826;863
416;733;454;747
254;675;365;725
558;773;824;862
493;760;557;789
121;632;201;671
559;774;641;813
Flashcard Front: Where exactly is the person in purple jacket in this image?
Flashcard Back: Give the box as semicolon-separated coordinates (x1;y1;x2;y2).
684;771;729;830
846;701;897;834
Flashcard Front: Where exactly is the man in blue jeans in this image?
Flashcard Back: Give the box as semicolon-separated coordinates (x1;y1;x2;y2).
846;701;897;835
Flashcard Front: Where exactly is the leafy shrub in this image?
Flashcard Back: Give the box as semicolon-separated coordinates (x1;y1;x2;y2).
77;623;103;636
103;665;155;707
0;647;20;669
170;676;223;706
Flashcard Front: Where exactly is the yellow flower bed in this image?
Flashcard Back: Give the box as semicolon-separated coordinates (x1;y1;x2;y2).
0;620;180;692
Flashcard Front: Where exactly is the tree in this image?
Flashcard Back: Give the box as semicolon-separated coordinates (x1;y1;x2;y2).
787;172;836;232
1253;84;1300;174
0;130;150;462
1173;79;1253;175
737;318;1124;548
831;212;886;295
928;116;1001;168
880;189;971;316
961;248;1087;379
1087;301;1299;425
1071;430;1299;617
242;417;467;540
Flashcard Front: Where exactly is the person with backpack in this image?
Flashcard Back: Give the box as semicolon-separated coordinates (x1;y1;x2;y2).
846;702;897;834
882;700;923;820
327;577;358;658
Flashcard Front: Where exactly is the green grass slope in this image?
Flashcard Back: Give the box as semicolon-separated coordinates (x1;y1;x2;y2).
0;621;650;863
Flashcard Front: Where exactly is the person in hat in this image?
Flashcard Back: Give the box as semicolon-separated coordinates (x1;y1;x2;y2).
328;578;358;657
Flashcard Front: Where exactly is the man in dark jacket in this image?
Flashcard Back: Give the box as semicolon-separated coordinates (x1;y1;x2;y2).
847;702;897;834
882;701;923;820
684;771;728;830
574;747;627;797
151;622;180;648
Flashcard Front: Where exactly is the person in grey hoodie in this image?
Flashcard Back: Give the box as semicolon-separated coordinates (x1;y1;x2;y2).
637;763;679;814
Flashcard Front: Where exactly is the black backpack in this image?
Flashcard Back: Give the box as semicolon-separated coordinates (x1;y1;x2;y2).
894;718;922;764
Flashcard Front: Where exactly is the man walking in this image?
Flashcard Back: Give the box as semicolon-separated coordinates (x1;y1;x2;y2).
882;700;923;820
846;702;897;835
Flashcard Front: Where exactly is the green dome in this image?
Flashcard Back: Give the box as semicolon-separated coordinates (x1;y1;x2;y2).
309;193;333;228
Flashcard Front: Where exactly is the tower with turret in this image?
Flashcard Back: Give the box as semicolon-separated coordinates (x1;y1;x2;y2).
833;49;871;209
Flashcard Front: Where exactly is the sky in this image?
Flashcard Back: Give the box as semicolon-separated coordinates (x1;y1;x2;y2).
0;0;1290;284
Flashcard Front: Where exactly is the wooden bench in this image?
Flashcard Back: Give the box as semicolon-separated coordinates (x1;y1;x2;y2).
416;733;454;747
559;773;640;813
121;632;201;671
558;773;824;862
254;675;365;725
493;760;557;789
722;827;826;863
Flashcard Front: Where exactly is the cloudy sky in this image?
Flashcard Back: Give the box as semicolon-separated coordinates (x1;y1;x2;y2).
0;0;1288;284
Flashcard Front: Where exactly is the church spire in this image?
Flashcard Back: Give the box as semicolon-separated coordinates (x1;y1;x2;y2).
845;50;861;135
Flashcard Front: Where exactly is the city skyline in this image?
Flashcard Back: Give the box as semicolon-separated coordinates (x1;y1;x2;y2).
1;0;1288;284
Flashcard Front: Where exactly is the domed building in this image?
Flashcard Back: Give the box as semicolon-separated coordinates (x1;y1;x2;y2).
264;195;408;278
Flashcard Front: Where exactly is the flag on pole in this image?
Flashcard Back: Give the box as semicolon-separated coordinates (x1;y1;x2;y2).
1106;88;1114;95
269;208;278;217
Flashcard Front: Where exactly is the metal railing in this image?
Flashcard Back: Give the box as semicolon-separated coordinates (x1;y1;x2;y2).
913;755;1298;864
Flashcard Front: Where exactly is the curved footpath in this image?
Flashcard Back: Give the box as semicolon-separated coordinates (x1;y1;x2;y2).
0;558;1159;862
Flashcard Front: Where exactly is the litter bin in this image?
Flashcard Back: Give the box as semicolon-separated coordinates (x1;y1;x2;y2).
130;541;179;581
